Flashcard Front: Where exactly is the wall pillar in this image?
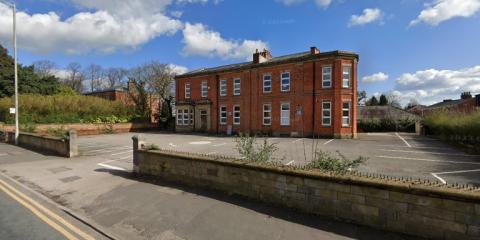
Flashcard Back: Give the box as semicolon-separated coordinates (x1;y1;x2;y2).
132;135;146;173
67;129;79;157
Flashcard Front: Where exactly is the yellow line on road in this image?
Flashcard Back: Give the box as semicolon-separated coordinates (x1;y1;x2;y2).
0;181;79;240
0;179;95;240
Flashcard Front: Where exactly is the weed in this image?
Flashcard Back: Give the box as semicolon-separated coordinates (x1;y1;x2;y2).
235;135;278;163
306;150;367;173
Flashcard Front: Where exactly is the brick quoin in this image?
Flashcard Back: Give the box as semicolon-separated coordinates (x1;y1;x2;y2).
175;47;359;138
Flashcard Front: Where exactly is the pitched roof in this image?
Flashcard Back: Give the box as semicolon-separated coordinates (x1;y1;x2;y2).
358;106;421;120
177;50;358;78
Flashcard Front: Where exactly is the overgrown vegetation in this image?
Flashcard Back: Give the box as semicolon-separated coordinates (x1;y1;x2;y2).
234;135;279;163
358;118;416;132
0;94;141;124
145;144;160;151
423;111;480;146
305;151;367;173
46;126;69;139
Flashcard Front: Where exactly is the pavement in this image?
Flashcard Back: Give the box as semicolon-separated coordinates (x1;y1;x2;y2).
0;132;428;240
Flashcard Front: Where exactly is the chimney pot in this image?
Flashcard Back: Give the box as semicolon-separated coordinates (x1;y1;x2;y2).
310;46;320;55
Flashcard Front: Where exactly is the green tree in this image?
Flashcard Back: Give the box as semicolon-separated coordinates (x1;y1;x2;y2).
379;94;388;106
367;96;379;106
357;90;367;104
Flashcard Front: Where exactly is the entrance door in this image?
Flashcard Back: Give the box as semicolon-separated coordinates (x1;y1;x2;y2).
200;110;208;132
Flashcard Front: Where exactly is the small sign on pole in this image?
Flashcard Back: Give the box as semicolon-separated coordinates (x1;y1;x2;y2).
9;107;15;114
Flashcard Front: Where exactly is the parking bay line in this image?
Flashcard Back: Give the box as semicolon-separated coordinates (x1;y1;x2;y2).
286;160;295;166
213;143;226;147
395;133;411;148
97;163;127;172
292;139;302;143
430;169;480;185
324;139;334;145
376;155;480;165
111;150;133;156
379;149;480;157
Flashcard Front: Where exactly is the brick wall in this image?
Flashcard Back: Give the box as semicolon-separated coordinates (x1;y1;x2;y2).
135;148;480;240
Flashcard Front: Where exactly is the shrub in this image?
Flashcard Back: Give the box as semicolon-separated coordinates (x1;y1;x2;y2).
306;150;367;173
46;126;69;139
423;111;480;145
234;135;278;163
20;123;37;133
358;118;416;132
145;144;160;151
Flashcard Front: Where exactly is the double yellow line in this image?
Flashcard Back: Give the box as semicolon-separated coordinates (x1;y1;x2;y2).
0;179;95;240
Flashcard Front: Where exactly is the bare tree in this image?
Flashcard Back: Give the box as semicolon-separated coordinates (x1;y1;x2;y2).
33;60;57;78
64;62;84;93
84;64;104;92
106;67;128;89
387;92;402;108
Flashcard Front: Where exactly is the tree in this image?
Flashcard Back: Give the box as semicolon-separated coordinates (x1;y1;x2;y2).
105;67;128;89
387;93;402;108
406;98;420;110
357;90;367;105
33;60;57;79
379;94;388;106
64;62;84;93
366;96;379;106
84;64;103;92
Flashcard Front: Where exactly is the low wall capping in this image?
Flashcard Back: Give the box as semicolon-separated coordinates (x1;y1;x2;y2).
5;130;78;157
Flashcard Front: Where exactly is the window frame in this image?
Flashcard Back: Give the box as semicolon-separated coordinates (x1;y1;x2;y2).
263;74;272;93
201;80;208;98
233;78;241;96
182;109;190;125
342;65;351;88
219;106;227;125
342;102;351;127
233;105;241;125
322;101;331;127
262;103;272;126
177;109;183;125
322;66;332;88
280;71;291;92
185;82;191;99
220;79;227;96
280;102;291;126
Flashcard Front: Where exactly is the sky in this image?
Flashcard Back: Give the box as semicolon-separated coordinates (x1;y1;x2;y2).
0;0;479;106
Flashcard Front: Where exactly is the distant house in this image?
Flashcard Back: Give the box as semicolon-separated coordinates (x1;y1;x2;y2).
414;92;480;117
84;80;160;123
357;105;421;122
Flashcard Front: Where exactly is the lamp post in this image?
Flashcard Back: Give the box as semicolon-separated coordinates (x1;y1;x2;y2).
1;0;18;145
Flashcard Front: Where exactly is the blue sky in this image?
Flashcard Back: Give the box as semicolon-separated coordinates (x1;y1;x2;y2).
0;0;479;105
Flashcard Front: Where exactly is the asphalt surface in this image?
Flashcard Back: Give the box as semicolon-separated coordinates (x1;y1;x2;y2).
77;132;480;186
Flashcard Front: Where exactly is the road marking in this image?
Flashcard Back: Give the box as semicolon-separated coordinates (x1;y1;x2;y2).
189;141;211;145
111;150;133;156
97;163;127;172
433;168;480;175
367;133;392;136
286;160;295;166
292;139;302;143
169;143;177;147
78;144;111;149
395;133;411;148
213;143;226;147
431;173;447;184
84;146;129;154
0;179;94;240
324;139;334;145
377;144;446;150
376;155;480;165
380;149;479;157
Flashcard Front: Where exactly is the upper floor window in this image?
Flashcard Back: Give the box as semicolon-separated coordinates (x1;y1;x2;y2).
342;102;350;127
322;102;331;126
342;66;351;88
185;83;191;99
233;105;241;125
263;74;272;93
322;66;332;88
281;72;290;92
219;106;227;125
280;102;290;126
201;80;208;98
233;78;241;96
220;80;227;96
263;104;272;125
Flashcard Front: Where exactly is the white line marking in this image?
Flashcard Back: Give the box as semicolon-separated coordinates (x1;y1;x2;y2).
97;163;127;171
79;143;111;148
431;173;447;184
367;133;392;136
395;133;411;148
324;139;334;145
292;139;302;143
380;149;479;157
111;150;133;156
0;153;8;157
286;160;295;166
376;155;480;165
85;147;129;154
169;143;177;147
213;143;226;147
268;138;278;141
377;145;446;150
433;169;480;175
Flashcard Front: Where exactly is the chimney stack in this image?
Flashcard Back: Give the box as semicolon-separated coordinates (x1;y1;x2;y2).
253;49;273;64
461;92;472;100
310;46;320;55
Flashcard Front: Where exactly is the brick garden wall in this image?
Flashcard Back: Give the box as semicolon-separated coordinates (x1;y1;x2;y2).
135;148;480;240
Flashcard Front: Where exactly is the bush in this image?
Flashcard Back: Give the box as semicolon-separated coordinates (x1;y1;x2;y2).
145;144;160;151
358;118;416;132
0;94;138;124
423;111;480;145
235;135;278;163
46;126;69;139
306;151;367;173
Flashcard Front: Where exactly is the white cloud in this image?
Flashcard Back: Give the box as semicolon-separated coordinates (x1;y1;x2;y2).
362;72;389;83
0;1;182;54
276;0;332;8
182;23;268;60
410;0;480;26
168;64;189;75
348;8;384;27
394;65;480;105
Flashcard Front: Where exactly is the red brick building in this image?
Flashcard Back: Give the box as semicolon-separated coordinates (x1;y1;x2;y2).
413;92;480;117
175;47;359;138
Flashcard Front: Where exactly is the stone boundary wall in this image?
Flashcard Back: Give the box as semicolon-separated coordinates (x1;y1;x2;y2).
5;130;78;157
0;122;158;136
133;140;480;240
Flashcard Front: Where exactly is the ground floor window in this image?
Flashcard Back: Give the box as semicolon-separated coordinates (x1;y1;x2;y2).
233;105;240;125
342;102;350;127
322;102;331;126
177;108;193;126
220;106;227;125
263;104;271;125
280;103;290;126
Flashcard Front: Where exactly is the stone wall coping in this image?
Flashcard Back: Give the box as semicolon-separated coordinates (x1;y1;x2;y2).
138;149;480;202
18;131;66;142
